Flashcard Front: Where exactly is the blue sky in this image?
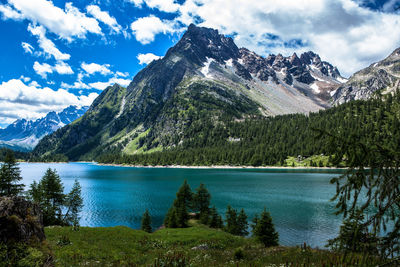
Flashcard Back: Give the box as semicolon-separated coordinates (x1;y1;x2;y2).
0;0;399;128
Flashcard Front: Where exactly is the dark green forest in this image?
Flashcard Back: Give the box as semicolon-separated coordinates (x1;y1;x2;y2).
0;148;29;162
95;91;400;166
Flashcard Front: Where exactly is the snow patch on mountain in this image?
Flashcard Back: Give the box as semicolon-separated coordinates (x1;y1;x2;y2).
201;57;214;78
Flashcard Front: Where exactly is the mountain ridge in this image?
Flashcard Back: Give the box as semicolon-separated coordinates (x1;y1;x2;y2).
332;47;400;104
33;24;346;161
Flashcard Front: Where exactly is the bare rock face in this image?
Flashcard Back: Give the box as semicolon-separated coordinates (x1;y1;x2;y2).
332;47;400;105
0;196;45;243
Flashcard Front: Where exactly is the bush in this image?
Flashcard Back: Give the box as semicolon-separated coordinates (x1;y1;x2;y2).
234;248;244;260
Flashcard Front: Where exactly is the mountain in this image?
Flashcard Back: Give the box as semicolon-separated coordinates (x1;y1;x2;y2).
0;105;88;151
33;24;345;161
332;47;400;105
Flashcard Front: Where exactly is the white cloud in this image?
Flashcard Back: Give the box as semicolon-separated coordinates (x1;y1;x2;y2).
89;77;131;90
62;68;130;90
21;42;34;54
33;61;53;78
81;62;112;76
130;15;179;44
137;53;162;65
19;75;31;83
136;0;400;77
33;61;74;78
0;4;23;20
54;61;73;75
28;24;70;61
0;78;98;125
61;81;90;90
116;71;129;77
1;0;102;41
86;5;122;34
29;80;40;87
130;0;180;13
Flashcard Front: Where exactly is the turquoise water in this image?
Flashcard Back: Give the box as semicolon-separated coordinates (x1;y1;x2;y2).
19;162;344;248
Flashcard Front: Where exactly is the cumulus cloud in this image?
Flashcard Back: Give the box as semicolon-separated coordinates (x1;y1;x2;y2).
21;42;34;54
33;61;53;78
137;53;162;65
130;15;179;44
54;61;74;75
0;0;102;41
61;81;90;90
81;62;112;76
19;75;31;83
116;71;129;77
62;68;130;90
0;78;98;125
133;0;400;77
0;4;23;20
89;77;131;90
33;61;73;78
28;24;70;61
129;0;180;13
86;5;122;34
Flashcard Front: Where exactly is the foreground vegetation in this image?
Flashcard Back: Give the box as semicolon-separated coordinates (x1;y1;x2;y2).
45;224;388;267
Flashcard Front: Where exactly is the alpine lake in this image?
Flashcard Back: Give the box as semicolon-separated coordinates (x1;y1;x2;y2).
20;162;346;248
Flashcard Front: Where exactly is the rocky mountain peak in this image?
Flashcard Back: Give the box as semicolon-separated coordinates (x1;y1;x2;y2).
300;51;317;65
331;46;400;105
171;24;239;65
290;53;302;66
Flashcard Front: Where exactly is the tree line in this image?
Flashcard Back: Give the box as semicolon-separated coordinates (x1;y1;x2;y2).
97;91;400;167
140;180;279;248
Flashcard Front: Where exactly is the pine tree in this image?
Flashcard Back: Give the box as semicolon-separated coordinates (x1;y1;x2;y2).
141;209;152;233
225;205;238;235
0;150;24;196
252;208;279;247
175;179;193;210
209;206;223;228
29;168;65;225
237;208;249;236
327;210;378;254
168;208;178;228
164;180;193;228
64;179;83;227
193;183;211;224
175;201;189;228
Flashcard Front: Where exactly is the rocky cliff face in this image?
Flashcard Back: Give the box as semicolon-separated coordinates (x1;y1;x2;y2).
332;48;400;105
0;105;88;151
0;196;45;243
33;24;345;161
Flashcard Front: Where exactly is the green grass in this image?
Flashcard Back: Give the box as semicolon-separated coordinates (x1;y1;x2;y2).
44;224;385;266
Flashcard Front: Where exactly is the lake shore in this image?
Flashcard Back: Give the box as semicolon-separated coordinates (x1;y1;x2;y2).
96;162;347;170
19;161;347;170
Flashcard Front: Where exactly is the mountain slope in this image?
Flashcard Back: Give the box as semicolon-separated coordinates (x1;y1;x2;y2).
332;47;400;105
33;24;345;161
0;105;88;151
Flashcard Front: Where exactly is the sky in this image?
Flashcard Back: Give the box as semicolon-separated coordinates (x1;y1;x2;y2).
0;0;399;128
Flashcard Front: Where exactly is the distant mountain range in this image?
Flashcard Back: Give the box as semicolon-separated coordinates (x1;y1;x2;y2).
32;24;400;161
332;48;400;104
0;106;88;151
